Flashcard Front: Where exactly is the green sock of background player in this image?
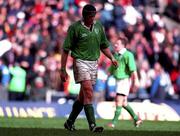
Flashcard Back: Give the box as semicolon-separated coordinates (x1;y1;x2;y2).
123;104;138;121
112;106;122;125
112;104;138;125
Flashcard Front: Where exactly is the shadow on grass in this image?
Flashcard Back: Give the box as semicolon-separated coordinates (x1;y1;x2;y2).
0;128;180;136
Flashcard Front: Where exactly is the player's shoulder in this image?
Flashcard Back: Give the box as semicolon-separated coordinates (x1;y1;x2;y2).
125;49;132;54
95;20;101;25
72;20;81;26
124;49;134;57
69;20;81;29
94;20;103;27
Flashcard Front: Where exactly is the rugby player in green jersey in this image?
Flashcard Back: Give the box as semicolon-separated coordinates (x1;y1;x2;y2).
60;4;118;132
107;36;143;128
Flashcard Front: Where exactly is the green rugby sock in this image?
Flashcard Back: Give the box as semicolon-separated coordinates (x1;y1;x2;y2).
67;100;83;124
84;104;96;126
112;106;122;124
123;104;138;121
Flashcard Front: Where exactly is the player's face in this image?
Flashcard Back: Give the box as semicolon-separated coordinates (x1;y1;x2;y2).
113;40;124;52
84;15;95;26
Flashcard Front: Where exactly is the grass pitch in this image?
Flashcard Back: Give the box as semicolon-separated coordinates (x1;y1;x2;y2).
0;117;180;136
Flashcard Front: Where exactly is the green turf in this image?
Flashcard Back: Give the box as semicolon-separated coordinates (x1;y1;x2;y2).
0;117;180;136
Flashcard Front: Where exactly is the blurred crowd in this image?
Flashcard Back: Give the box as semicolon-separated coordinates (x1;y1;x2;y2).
0;0;179;103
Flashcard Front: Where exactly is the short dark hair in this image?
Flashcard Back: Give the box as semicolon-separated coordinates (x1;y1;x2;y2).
82;4;96;18
118;36;128;46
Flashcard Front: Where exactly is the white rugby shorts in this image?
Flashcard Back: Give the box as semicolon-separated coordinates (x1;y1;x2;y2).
116;78;131;96
73;59;98;85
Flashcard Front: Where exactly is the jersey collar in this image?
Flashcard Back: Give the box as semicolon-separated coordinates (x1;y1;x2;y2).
81;20;96;31
118;48;127;55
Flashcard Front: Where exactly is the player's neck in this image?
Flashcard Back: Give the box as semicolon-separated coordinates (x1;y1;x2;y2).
84;22;91;28
81;20;93;31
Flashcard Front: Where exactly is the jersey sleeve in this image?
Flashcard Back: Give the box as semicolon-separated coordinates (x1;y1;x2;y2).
63;25;75;51
127;52;137;72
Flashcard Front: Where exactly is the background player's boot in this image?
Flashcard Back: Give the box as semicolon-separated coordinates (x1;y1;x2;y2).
107;122;115;128
134;118;143;127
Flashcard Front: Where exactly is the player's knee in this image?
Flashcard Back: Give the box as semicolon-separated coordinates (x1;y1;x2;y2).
77;97;83;103
83;85;92;92
122;101;128;107
78;93;84;103
116;98;123;107
117;102;123;107
86;91;93;100
83;86;93;96
84;91;93;104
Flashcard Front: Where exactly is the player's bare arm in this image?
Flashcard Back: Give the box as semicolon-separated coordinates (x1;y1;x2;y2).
101;48;118;67
131;71;140;91
60;49;69;82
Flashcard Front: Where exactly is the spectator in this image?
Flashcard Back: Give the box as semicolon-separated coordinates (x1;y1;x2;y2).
0;58;10;87
105;75;117;101
93;66;108;103
29;77;47;101
170;65;180;95
164;0;180;22
113;0;127;31
0;58;10;101
149;62;175;100
137;60;151;100
8;63;27;101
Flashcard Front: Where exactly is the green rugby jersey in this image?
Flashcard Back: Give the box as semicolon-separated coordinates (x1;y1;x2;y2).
109;50;137;79
63;20;109;60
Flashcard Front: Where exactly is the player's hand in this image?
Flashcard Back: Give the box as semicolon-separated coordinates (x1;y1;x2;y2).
134;81;140;90
132;80;140;92
111;58;118;68
60;69;68;82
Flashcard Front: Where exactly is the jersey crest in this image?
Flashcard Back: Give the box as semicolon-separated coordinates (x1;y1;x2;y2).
81;33;88;38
